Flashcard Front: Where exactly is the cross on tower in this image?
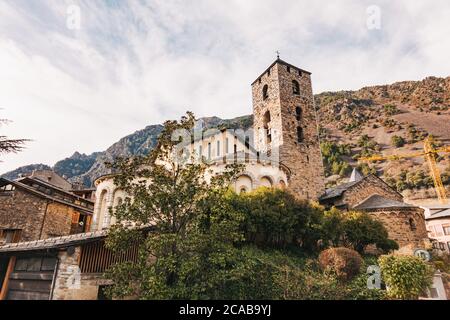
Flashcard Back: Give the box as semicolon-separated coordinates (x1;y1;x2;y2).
276;51;280;59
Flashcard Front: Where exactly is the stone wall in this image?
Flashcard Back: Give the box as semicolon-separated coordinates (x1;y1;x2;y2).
343;175;404;208
367;208;429;254
0;188;47;241
41;202;77;239
52;247;109;300
251;60;325;200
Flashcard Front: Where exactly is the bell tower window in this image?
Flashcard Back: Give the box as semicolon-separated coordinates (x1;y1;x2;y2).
262;85;269;100
296;107;302;121
263;111;272;144
292;80;300;95
297;126;304;143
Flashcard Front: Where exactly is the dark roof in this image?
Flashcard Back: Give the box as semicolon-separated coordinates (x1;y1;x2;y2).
354;195;417;210
0;178;94;214
320;181;359;201
251;58;312;85
320;174;403;202
0;230;108;253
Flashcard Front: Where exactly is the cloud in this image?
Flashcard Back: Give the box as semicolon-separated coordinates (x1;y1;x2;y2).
0;0;449;173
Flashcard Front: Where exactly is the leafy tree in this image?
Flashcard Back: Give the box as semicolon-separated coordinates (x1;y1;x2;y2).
321;209;398;254
230;188;323;252
379;255;434;300
105;112;245;299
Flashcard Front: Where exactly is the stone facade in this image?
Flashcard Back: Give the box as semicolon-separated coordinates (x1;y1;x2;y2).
251;60;325;200
342;175;403;208
0;183;92;242
0;188;48;242
366;208;429;254
52;247;109;300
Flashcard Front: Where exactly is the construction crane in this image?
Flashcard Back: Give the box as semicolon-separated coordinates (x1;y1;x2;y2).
359;137;450;204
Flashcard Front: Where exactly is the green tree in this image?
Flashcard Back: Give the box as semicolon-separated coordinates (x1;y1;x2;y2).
230;188;323;252
379;255;434;300
105;112;245;299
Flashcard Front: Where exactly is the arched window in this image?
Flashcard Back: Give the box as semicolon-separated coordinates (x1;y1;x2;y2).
239;187;247;194
296;107;302;121
263;84;269;100
409;218;417;231
297;126;304;143
292;80;300;95
263;111;272;143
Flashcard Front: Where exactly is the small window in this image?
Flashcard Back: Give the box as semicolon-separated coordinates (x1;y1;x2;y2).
245;136;250;149
217;140;220;157
298;70;302;77
409;218;417;231
439;242;445;250
262;85;269;100
198;145;203;159
297;127;304;143
287;66;291;73
208;143;211;159
443;225;450;235
239;187;247;194
292;80;300;95
225;138;229;154
296;107;302;121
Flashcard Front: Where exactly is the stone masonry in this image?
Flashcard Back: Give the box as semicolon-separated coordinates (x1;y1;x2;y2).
252;59;325;200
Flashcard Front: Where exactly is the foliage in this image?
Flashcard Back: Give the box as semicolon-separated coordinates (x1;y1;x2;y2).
321;209;398;254
391;135;406;148
378;255;434;300
318;247;363;282
105;112;245;299
356;134;380;159
229;188;323;252
320;141;352;177
0;117;29;156
383;104;401;116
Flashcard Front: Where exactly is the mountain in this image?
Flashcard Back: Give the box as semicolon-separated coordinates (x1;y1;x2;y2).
2;76;449;202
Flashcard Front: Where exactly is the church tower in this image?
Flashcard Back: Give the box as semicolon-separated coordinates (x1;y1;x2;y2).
251;58;325;200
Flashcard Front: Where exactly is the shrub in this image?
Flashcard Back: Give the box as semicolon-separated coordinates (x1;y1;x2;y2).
378;255;434;300
231;188;323;251
318;247;363;282
391;135;406;148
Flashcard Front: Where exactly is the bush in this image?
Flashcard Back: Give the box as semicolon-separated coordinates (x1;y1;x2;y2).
379;255;434;300
391;135;406;148
318;247;363;282
231;188;323;251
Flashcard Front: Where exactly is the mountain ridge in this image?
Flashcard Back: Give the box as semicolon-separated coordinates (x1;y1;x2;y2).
2;76;449;202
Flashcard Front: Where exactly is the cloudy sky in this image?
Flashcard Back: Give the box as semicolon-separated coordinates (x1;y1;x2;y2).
1;0;449;173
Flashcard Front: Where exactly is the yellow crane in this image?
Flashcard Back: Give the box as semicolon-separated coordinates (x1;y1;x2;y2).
359;137;450;204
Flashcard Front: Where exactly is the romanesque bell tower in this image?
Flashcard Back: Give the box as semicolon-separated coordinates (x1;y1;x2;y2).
251;58;325;200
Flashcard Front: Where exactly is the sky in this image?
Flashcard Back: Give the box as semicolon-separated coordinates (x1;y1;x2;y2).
1;0;450;173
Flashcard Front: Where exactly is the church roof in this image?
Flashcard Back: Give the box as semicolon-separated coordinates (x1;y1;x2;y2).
353;195;417;210
251;58;312;85
320;181;359;200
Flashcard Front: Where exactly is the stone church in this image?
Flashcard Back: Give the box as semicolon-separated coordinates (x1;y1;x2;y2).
92;58;428;255
0;58;431;300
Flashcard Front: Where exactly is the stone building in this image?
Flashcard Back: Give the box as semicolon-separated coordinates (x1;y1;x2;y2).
92;58;325;231
0;171;94;244
320;169;429;254
0;229;142;300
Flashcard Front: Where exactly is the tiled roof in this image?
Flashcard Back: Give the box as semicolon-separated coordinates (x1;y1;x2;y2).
354;195;417;210
0;230;108;253
320;181;359;200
